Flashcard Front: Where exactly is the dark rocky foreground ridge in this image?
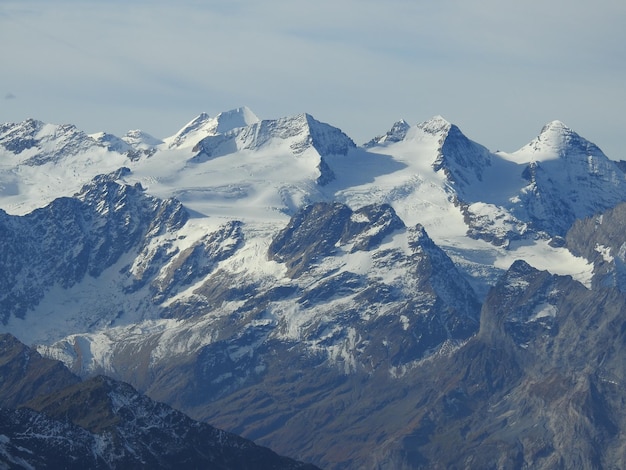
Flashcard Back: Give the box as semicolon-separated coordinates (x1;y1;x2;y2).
0;334;319;470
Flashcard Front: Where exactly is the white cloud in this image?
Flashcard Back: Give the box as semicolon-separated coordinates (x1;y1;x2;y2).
0;0;624;157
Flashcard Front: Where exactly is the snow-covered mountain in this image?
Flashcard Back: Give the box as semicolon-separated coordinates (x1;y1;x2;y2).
361;116;626;245
165;106;260;149
0;119;107;165
121;129;163;149
1;107;626;468
363;119;411;147
501;120;626;236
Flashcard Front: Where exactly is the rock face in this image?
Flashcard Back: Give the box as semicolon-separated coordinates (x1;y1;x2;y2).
268;202;406;277
427;117;493;191
313;260;626;469
0;334;319;470
566;201;626;291
0;173;187;323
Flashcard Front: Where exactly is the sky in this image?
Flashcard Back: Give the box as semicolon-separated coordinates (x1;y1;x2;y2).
1;0;625;158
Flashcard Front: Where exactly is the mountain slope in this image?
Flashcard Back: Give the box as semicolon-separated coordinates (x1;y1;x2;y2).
364;119;410;147
0;171;187;326
22;376;318;470
0;333;80;409
0;334;318;470
268;260;626;469
566;201;626;291
391;260;626;469
33;199;480;385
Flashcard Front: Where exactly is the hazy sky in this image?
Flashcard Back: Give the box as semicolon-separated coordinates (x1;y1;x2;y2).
1;0;625;157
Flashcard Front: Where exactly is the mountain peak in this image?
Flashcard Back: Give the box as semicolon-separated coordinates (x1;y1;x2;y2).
540;119;569;135
417;115;452;135
167;107;260;148
429;118;492;192
165;113;213;148
0;119;103;164
363;119;410;147
193;112;355;160
536;120;579;147
213;106;260;134
89;131;132;153
290;113;356;156
122;129;163;149
514;119;606;162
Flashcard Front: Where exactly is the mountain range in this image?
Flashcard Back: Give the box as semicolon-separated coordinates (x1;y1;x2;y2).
1;107;626;468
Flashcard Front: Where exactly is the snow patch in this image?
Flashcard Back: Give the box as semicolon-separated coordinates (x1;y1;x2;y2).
530;302;558;321
595;243;614;263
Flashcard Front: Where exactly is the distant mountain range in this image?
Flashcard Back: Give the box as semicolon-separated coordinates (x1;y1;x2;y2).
2;108;626;468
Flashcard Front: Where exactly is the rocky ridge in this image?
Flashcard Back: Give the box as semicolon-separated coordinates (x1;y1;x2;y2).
0;333;319;469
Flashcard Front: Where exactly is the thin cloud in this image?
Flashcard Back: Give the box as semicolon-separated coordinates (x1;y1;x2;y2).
5;93;16;100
